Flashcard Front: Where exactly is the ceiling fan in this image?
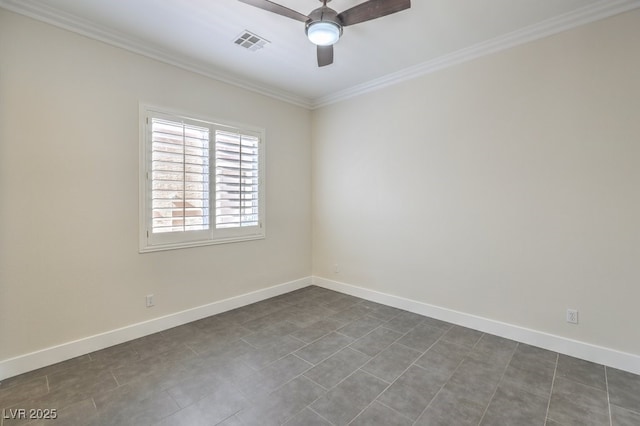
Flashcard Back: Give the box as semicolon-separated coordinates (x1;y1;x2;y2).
238;0;411;67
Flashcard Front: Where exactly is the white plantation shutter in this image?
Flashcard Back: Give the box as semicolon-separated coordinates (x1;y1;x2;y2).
151;118;210;234
215;130;260;229
140;106;265;252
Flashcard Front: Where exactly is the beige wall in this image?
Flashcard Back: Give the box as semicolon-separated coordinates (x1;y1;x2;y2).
312;10;640;355
0;10;311;361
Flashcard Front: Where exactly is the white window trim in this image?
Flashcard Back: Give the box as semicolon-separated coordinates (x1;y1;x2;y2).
139;104;266;253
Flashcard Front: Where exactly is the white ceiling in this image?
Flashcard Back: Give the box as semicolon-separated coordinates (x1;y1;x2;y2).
2;0;639;107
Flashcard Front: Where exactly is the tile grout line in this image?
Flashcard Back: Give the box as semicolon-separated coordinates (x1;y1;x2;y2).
310;356;372;391
346;322;408;358
341;369;392;425
159;388;183;422
110;370;120;387
308;405;338;426
293;315;424;395
543;352;559;426
476;338;519;426
350;329;452;426
410;337;472;425
183;342;201;355
290;352;321;375
604;366;613;426
348;345;376;358
374;398;419;424
295;326;347;347
410;331;495;425
185;343;199;356
300;374;330;393
290;363;385;424
235;347;329;405
269;373;336;425
288;334;311;346
293;340;351;368
556;371;614;394
239;337;261;350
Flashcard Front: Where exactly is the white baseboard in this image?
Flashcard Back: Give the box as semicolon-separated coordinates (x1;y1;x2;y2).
0;276;312;381
313;276;640;376
4;275;638;381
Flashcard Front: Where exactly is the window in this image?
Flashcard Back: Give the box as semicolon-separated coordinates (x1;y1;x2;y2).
139;106;265;252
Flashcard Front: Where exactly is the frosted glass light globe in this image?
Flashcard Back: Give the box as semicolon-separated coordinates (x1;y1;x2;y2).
307;21;341;46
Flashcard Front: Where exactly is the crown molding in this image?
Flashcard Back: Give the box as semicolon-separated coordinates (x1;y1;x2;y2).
311;0;640;109
0;0;313;109
1;0;638;110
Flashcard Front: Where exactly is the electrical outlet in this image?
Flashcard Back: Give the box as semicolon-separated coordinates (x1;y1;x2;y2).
566;308;578;324
333;264;340;274
146;294;154;308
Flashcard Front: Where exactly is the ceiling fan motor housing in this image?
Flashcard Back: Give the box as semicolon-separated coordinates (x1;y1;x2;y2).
305;6;343;45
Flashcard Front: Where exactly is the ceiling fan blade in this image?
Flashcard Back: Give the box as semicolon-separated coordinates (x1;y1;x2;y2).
317;45;334;67
337;0;411;26
238;0;309;22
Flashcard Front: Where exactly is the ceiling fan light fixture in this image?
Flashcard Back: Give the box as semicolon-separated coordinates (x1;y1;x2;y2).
306;21;341;46
239;0;412;66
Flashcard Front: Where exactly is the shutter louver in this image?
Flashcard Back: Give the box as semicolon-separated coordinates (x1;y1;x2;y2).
151;118;210;234
215;130;260;229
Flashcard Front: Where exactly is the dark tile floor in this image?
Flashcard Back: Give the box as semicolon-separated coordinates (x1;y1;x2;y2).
1;286;639;425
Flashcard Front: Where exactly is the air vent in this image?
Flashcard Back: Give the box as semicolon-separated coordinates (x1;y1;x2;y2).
234;31;270;51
